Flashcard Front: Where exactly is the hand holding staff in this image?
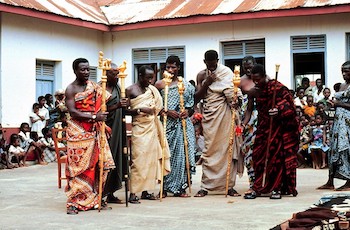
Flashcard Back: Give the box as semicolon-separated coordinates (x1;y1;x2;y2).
160;70;172;202
177;77;191;195
117;60;129;207
262;64;280;187
225;65;241;197
97;51;111;212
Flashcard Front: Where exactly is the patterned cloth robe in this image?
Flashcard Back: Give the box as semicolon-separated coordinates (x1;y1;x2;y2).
200;64;244;192
252;80;299;195
329;85;350;180
65;81;115;211
161;79;196;194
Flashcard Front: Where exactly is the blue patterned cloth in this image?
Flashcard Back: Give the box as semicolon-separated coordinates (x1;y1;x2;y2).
161;79;196;194
329;85;350;180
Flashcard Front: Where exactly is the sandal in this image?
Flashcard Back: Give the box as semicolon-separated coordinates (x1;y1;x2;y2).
194;189;208;197
173;191;190;198
244;191;257;199
156;191;167;199
141;192;157;200
129;194;141;204
270;190;282;199
67;206;78;215
227;188;241;197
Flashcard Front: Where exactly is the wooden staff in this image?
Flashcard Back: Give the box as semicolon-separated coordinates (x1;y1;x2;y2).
225;65;241;197
262;64;280;187
177;77;191;194
98;51;111;212
160;70;172;202
117;61;129;207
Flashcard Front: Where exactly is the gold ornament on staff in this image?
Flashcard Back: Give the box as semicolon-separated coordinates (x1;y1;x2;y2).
97;51;111;212
116;60;129;206
225;65;241;197
262;64;280;187
160;70;172;202
177;77;192;195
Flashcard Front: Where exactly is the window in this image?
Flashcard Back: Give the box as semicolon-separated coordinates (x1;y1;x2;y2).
222;39;265;72
36;61;55;100
291;35;326;89
132;46;185;83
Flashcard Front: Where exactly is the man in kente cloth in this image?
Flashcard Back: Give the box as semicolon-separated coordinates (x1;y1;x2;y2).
194;50;244;197
126;65;171;203
65;58;115;214
102;63;129;204
244;64;299;199
155;55;196;198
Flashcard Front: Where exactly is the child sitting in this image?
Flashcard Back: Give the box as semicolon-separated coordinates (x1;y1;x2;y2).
18;123;47;165
0;123;13;169
297;115;311;168
8;134;28;167
30;131;48;165
309;114;329;169
39;127;56;163
303;95;316;119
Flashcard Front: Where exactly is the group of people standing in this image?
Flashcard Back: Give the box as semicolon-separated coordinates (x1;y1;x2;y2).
63;51;350;215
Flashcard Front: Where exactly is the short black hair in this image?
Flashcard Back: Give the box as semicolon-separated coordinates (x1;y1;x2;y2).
10;134;19;144
138;65;154;77
32;103;40;110
72;58;89;71
20;122;29;130
166;55;181;67
333;82;341;92
242;56;256;64
38;96;45;103
342;60;350;67
204;50;218;61
251;64;266;76
42;127;50;136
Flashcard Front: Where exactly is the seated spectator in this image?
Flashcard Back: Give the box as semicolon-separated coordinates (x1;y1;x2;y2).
297;115;311;168
39;127;56;163
8;134;28;167
30;131;47;165
318;87;332;110
303;95;316;119
0;123;13;169
294;87;307;109
309;114;329;169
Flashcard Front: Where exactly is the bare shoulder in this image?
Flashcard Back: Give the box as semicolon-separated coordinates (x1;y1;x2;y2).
154;80;165;90
197;69;206;82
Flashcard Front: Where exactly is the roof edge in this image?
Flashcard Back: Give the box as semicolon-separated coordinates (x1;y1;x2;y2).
110;4;350;32
0;3;110;32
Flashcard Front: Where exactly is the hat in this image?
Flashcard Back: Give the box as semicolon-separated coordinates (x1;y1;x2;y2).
54;89;65;96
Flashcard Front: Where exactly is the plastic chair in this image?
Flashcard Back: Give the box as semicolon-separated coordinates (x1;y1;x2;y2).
51;127;67;188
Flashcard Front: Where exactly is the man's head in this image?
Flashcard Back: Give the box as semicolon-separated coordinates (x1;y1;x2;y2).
20;122;30;132
342;61;350;83
251;64;267;88
72;58;89;84
138;65;154;88
242;56;256;77
315;78;323;89
296;87;305;99
106;63;119;85
45;94;53;104
165;55;181;77
204;50;218;72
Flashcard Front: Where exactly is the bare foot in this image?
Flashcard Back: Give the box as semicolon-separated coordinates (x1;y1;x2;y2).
317;183;334;190
39;161;48;165
335;184;350;191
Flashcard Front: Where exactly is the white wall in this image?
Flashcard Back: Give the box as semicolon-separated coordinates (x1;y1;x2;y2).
109;13;349;90
0;13;105;127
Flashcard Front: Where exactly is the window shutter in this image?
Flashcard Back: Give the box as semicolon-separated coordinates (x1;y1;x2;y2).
292;35;325;51
223;41;243;56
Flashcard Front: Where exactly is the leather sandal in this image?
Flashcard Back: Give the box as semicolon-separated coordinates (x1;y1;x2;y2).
194;189;208;197
141;192;157;200
227;188;241;197
129;194;141;204
67;206;78;215
270;190;282;199
244;191;257;199
174;191;190;198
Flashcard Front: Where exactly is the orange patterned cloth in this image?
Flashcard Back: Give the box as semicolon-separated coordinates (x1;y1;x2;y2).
65;81;114;211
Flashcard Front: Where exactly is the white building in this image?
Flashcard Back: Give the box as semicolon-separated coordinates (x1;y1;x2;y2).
0;0;350;128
